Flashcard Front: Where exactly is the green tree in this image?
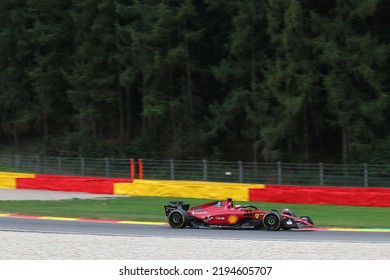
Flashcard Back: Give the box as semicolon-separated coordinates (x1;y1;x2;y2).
312;0;389;163
205;0;269;162
67;0;120;156
25;0;73;145
0;0;31;147
124;0;205;158
115;1;141;152
260;0;322;162
1;0;390;162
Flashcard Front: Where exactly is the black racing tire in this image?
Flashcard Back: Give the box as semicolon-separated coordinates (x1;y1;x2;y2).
263;212;282;231
168;209;190;229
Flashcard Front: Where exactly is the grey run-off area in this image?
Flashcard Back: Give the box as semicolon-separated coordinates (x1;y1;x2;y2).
0;231;389;260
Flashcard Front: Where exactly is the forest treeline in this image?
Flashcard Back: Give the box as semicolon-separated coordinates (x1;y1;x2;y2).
0;0;390;163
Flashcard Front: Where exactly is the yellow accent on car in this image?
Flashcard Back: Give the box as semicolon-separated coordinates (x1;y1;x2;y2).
228;215;239;224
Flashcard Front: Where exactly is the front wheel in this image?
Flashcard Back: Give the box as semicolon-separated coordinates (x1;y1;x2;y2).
263;212;282;231
168;209;190;229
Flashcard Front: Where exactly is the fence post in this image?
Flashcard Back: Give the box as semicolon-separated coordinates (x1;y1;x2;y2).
277;162;282;184
57;156;62;174
14;155;20;171
319;163;324;186
129;158;135;180
238;161;243;183
80;157;85;176
363;163;368;187
105;158;110;177
36;156;42;173
170;159;175;180
138;159;143;179
203;160;207;181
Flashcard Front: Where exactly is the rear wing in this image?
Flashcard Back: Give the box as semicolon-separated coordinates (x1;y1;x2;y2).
164;201;190;216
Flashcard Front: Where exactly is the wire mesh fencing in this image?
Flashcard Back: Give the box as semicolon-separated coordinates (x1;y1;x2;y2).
0;155;389;187
0;155;131;178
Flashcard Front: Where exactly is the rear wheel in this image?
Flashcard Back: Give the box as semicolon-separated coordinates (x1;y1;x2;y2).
168;209;190;229
263;212;282;231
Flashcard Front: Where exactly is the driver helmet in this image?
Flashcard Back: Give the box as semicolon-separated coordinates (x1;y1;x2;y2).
282;208;294;216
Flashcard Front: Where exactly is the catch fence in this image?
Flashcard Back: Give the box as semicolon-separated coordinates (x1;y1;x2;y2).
0;155;389;187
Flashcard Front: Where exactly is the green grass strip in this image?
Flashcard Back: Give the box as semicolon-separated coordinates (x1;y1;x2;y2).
0;196;389;228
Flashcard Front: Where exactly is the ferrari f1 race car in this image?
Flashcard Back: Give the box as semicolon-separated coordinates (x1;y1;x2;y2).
164;198;314;231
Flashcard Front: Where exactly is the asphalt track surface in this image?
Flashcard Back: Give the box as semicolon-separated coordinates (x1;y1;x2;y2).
1;189;389;259
1;216;389;243
0;188;389;243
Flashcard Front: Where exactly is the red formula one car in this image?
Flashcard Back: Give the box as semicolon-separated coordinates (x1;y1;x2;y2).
164;198;314;231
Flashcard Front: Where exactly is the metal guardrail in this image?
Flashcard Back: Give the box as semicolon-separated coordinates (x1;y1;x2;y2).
1;155;390;187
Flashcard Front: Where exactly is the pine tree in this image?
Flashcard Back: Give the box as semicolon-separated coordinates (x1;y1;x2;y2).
123;0;204;158
206;0;269;162
0;0;31;147
261;0;322;162
25;0;73;144
67;0;119;155
312;0;389;163
115;1;140;151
